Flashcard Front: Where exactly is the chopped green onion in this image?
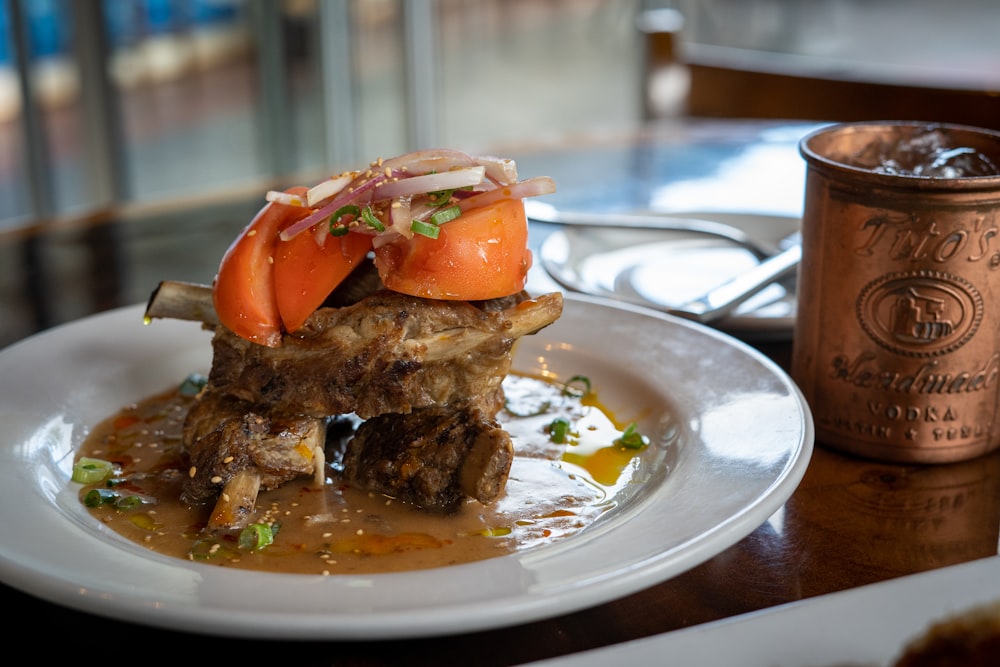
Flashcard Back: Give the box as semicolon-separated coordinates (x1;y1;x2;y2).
429;205;461;226
426;188;455;206
179;373;207;397
114;494;150;510
188;538;237;561
547;416;573;444
238;522;275;551
72;457;114;484
503;398;552;418
361;205;385;232
83;488;118;507
328;204;360;235
562;375;592;397
410;219;441;239
615;423;649;449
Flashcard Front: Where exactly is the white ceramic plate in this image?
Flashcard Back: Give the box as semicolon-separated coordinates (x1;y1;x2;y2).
520;555;1000;667
0;294;813;640
539;212;800;341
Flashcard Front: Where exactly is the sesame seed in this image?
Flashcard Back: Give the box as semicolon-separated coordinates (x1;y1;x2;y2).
210;475;222;484
223;456;234;464
188;466;196;478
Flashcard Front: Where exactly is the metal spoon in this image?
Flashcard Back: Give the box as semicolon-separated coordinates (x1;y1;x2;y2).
671;233;800;323
526;200;801;324
524;200;775;259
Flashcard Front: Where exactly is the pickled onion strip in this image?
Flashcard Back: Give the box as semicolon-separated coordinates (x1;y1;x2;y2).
265;190;305;207
306;173;355;207
456;176;556;213
375;167;485;200
277;153;554;243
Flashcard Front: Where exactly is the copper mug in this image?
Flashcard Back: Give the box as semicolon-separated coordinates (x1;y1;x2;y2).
792;121;1000;463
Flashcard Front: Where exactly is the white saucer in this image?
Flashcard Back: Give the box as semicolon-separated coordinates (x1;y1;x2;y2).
540;212;800;341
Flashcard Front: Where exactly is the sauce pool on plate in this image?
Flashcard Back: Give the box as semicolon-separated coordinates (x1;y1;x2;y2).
72;372;668;575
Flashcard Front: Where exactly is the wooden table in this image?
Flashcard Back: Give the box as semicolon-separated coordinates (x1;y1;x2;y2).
2;119;997;665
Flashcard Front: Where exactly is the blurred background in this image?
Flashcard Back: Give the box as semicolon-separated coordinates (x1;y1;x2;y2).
2;0;998;231
0;0;998;345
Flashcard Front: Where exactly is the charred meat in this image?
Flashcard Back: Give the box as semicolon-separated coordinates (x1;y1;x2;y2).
343;404;514;512
205;289;563;420
181;390;326;530
165;285;563;519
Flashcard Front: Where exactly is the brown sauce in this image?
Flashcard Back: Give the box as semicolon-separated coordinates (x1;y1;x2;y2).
74;373;653;575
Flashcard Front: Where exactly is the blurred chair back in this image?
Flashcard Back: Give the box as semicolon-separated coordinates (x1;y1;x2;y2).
638;8;1000;131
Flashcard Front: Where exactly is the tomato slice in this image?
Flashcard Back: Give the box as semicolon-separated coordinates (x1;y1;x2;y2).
273;226;373;333
212;188;311;347
373;197;532;300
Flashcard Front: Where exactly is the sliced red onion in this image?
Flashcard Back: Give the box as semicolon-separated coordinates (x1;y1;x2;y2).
265;190;305;207
375;166;486;199
306;173;355;207
279;172;387;241
388;196;414;239
378;148;478;175
407;198;447;223
278;152;550;243
457;176;556;213
371;229;402;249
474;154;518;185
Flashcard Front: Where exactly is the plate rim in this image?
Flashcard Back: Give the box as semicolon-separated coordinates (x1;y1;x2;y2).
0;293;813;640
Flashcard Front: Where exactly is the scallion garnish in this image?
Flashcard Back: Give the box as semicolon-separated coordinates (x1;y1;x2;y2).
429;205;461;226
615;422;649;449
328;204;360;235
562;375;592;398
188;538;237;561
238;522;276;551
114;494;150;510
83;488;118;507
72;457;114;484
361;205;385;232
426;188;455;206
411;219;441;239
547;416;573;444
503;398;552;418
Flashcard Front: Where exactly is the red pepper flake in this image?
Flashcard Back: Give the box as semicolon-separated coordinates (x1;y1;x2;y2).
113;415;142;430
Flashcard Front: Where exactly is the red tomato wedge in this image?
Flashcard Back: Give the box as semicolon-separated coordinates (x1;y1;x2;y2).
273;226;372;333
373;197;532;300
213;187;314;346
213;196;308;347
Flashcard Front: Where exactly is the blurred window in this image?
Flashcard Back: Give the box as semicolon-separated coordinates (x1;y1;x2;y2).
0;0;648;232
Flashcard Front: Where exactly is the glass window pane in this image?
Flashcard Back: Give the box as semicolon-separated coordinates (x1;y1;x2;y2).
106;0;263;200
437;0;643;152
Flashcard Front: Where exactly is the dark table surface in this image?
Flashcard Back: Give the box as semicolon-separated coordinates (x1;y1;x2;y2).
1;119;997;666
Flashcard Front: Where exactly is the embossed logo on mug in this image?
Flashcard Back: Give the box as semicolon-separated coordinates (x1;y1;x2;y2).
857;271;983;357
